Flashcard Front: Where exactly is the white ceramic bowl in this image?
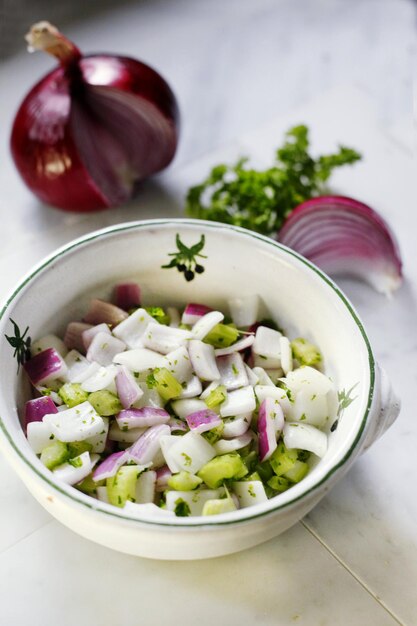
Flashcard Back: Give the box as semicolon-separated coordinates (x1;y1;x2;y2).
0;219;400;560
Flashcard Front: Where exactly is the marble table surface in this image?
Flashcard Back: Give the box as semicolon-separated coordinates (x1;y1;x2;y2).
0;1;416;624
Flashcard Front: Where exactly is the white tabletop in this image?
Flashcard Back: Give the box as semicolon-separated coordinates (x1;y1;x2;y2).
0;2;416;625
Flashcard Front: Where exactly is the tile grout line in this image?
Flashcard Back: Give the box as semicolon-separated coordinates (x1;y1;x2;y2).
0;518;54;559
301;520;405;626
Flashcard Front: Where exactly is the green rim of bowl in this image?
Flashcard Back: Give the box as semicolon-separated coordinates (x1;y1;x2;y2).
0;219;375;528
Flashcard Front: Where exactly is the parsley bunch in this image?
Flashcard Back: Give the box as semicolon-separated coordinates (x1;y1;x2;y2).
185;125;361;235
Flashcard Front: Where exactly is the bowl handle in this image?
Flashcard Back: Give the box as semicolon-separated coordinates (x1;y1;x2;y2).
363;365;401;450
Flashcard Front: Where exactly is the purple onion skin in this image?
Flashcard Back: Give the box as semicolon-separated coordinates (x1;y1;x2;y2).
25;396;58;428
11;51;179;212
23;348;63;386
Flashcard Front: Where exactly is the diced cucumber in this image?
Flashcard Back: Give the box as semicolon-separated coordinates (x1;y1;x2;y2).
205;385;227;410
202;497;237;515
269;440;298;476
267;475;290;492
291;338;322;366
149;368;183;402
198;453;248;489
106;466;142;507
204;324;239;348
40;440;69;470
283;460;309;483
68;441;93;458
167;471;203;491
58;383;89;408
88;390;122;416
76;474;104;495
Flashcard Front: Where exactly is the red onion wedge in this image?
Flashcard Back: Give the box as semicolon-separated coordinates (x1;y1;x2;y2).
181;303;213;326
11;22;179;212
155;465;172;491
214;334;255;357
116;407;170;430
278;196;403;296
64;322;92;353
23;348;67;386
258;398;279;462
186;409;222;434
113;283;141;311
216;353;249;391
24;396;58;428
93;450;129;481
115;366;144;409
127;424;170;464
83;299;128;326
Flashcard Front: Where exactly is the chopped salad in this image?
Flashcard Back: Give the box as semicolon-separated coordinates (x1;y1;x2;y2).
21;283;337;518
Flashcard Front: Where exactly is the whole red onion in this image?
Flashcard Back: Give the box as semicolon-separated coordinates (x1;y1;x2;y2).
10;22;180;212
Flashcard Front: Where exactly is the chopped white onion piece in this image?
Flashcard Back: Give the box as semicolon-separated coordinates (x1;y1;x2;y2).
228;295;259;327
279;336;293;375
167;431;216;473
191;311;224;340
252;326;282;369
188;340;220;381
222;413;252;438
113;348;164;372
178;375;203;399
214;431;253;455
252;367;275;387
43;401;104;442
27;421;54;454
64;350;100;384
216;353;249;391
283;422;328;458
233;481;268;508
243;364;259;386
86;332;126;366
167;307;181;328
254;385;292;415
124;501;175;518
31;334;68;358
220;386;256;417
85;417;109;453
165;489;224;516
53;452;92;485
135;470;157;504
81;364;118;393
142;323;192;354
161;346;193;383
112;308;155;348
82;323;111;350
171;398;207;419
159;435;182;472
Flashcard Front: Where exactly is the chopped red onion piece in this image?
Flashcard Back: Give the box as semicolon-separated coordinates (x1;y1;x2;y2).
186;409;222;434
214;335;255;356
168;418;188;432
188;340;220;381
181;303;213;325
93;450;129;481
127;424;170;464
23;348;68;386
155;465;172;491
171;398;207;419
64;322;92;353
84;298;129;326
109;421;147;443
258;398;279;461
86;332;126;366
113;283;141;311
116;366;144;409
24;396;58;428
116;407;170;430
216;353;249;391
82;323;111;350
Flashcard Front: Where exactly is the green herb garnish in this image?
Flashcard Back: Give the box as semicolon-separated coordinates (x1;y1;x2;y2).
185;125;361;235
162;234;207;282
5;318;32;372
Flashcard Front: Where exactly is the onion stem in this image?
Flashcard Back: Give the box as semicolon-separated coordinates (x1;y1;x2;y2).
25;21;81;65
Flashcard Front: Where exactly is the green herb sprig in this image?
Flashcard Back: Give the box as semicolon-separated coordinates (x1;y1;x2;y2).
5;318;32;372
185;125;361;235
162;234;207;281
